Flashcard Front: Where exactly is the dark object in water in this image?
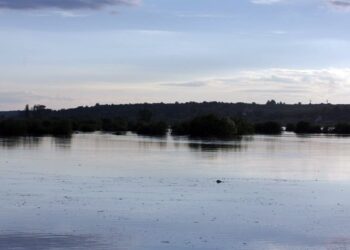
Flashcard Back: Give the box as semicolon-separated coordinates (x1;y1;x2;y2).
216;180;223;184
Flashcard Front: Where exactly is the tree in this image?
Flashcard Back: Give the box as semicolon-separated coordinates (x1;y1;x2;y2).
266;100;277;105
172;114;238;139
254;121;282;135
138;109;153;122
24;104;30;118
33;105;46;111
295;121;321;134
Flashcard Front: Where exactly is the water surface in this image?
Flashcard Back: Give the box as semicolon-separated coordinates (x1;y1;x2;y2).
1;133;350;249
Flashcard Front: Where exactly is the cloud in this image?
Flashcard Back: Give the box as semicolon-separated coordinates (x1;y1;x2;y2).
161;81;207;88
328;0;350;9
0;0;140;10
176;12;236;19
2;68;350;110
159;68;350;103
251;0;350;11
251;0;285;5
0;91;71;106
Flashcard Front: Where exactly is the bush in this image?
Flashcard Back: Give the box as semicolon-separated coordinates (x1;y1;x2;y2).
73;120;101;132
50;120;73;136
233;118;255;135
334;123;350;134
26;119;49;135
172;114;238;139
295;121;321;134
0;119;73;137
285;123;295;132
101;118;128;132
134;121;168;136
171;122;190;136
0;119;27;136
254;121;282;135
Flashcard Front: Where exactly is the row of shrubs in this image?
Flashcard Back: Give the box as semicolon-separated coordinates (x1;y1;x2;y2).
286;121;350;134
172;117;350;137
0;115;257;138
255;121;350;135
0;119;73;136
2;115;350;138
171;115;255;138
0;118;168;137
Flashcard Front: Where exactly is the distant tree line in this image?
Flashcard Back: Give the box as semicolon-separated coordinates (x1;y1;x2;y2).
171;115;255;139
0;119;73;137
3;100;350;125
0;118;167;137
0;106;169;137
1;103;350;138
286;121;350;134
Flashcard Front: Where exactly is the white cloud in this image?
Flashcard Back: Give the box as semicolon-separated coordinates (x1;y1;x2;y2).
328;0;350;10
158;68;350;104
329;0;350;8
2;68;350;110
251;0;285;5
0;0;140;10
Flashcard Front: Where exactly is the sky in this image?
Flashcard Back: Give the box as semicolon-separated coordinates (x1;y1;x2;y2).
1;0;350;110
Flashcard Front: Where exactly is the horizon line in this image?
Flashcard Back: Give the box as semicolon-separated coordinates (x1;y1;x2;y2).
0;100;340;112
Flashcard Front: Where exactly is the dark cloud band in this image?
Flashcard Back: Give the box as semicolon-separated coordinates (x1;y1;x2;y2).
329;0;350;8
0;0;140;10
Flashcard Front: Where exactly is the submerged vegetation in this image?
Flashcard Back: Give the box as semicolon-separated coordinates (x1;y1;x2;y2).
0;119;73;137
131;121;168;136
254;122;282;135
172;115;257;139
0;118;168;137
2;104;350;138
0;106;169;137
172;115;239;139
294;121;322;134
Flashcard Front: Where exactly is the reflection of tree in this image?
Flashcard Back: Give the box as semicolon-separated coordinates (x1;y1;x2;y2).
0;136;42;149
53;136;72;150
188;142;244;152
137;140;167;149
173;135;252;153
136;134;168;149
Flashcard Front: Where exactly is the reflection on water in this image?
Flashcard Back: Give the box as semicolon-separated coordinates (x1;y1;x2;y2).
0;233;101;250
188;142;244;152
52;136;72;150
2;132;350;180
2;133;350;250
0;133;248;153
137;138;168;149
0;137;42;149
173;135;247;152
0;136;74;150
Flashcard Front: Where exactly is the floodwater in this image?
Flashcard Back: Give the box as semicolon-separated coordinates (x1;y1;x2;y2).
1;132;350;249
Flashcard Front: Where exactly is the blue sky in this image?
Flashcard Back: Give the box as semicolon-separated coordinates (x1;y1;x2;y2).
1;0;350;110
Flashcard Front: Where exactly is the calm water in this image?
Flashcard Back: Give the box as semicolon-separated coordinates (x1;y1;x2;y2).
1;133;350;249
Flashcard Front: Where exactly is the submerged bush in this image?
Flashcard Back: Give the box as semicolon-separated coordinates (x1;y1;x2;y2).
254;121;282;135
233;118;255;135
51;120;73;136
26;119;51;135
172;114;238;139
133;121;168;136
295;121;321;134
101;118;128;132
285;123;296;132
0;119;27;136
72;120;101;132
333;123;350;134
0;119;73;137
171;122;191;136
